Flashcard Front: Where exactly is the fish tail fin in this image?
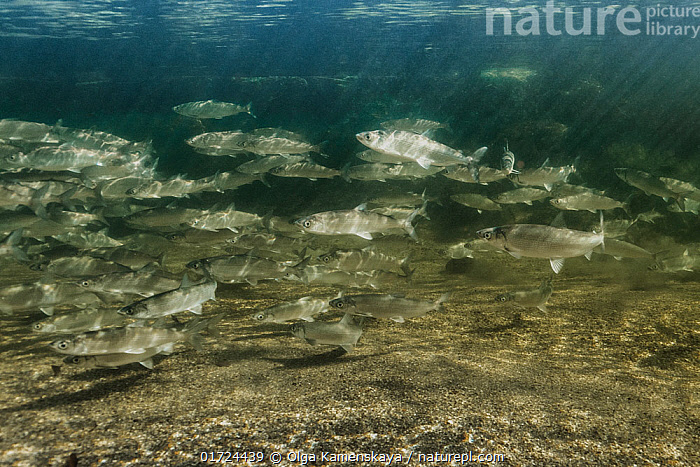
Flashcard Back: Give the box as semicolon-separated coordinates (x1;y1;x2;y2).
5;229;29;263
404;207;420;242
340;162;352;183
184;314;223;349
402;267;416;285
437;292;452;306
399;253;412;276
675;194;686;212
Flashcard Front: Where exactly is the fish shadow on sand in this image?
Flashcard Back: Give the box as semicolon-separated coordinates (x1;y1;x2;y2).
262;348;384;369
0;372;150;414
466;313;530;334
637;335;700;369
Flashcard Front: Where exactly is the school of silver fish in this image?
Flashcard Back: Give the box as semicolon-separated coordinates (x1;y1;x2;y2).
0;106;697;371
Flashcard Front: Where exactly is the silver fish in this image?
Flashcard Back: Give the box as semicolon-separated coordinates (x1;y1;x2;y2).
592;238;652;260
441;242;475;259
3;145;123;172
476;213;605;273
317;246;411;274
501;142;519;175
380;118;449;134
173;100;254;119
269;161;341;180
509;163;575;191
383;163;444;180
442;165;506;184
355;149;403;164
495;278;553;312
36;256;132;277
450;193;501;213
186;131;251;150
76;267;181;297
0;119;61;143
83;247;164;270
329;292;450;323
53;230;123;249
251;296;330;323
290;313;363;353
186;254;300;285
187;204;263;232
550;193;627;213
49;315;221;355
294;203;421;241
298;266;381;288
649;249;700;272
0;280;102;316
118;275;216;319
124;206;201;229
615;168;686;209
63;343;174;370
32;307;129;333
356;130;485;172
236;154;308;174
493;187;550;205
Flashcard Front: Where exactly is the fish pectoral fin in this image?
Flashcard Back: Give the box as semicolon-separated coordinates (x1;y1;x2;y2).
584;251;593;261
245;279;259;286
550;258;565;274
390;316;405;323
415;157;432;169
340;344;354;352
139;358;155;369
301;316;315;322
124;348;149;354
305;339;318;346
537;305;548;312
40;306;54;316
544;183;553;191
524;201;532;206
506;251;522;259
188;304;203;314
356;232;373;240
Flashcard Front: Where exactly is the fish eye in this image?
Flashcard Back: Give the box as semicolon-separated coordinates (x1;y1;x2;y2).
7;154;16;161
121;307;134;316
303;220;311;228
254;313;265;320
322;256;330;263
57;341;68;350
237;141;246;147
126;188;136;195
33;323;43;330
483;232;492;240
80;280;90;287
71;357;81;364
335;301;344;309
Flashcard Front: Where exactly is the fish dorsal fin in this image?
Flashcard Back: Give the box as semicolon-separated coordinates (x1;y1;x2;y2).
584;251;593;261
390;316;405;323
550;258;565;274
550;212;567;229
540;158;550;168
340;344;354;352
354;203;367;211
